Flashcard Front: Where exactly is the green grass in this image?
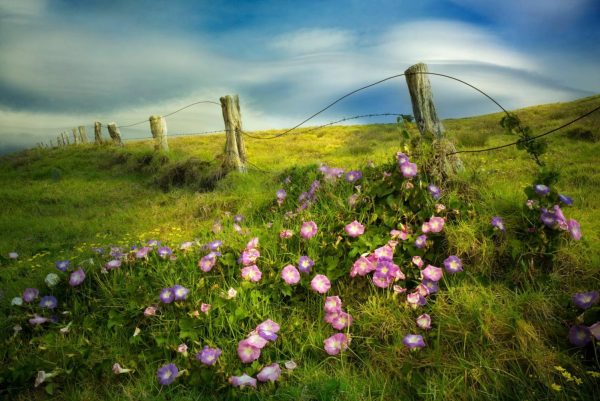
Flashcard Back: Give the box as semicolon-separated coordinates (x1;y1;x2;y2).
1;94;599;400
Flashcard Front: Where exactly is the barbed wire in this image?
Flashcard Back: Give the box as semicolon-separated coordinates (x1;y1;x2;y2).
116;100;220;128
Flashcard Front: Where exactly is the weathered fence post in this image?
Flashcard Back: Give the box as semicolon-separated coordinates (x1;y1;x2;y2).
404;62;462;177
149;115;169;151
107;123;123;146
63;132;69;145
71;128;79;145
78;126;89;143
220;94;246;173
94;121;103;144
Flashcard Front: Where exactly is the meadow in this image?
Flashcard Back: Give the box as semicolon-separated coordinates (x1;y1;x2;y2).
0;94;599;401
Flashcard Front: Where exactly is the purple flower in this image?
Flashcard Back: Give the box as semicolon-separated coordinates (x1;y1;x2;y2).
569;325;592;347
160;288;175;304
323;333;348;355
234;214;244;224
540;211;556;227
92;247;104;255
396;152;410;165
414;235;427;249
403;334;426;349
39;296;58;309
237;339;261;363
257;363;282;382
55;260;70;272
241;248;260;265
428;184;442;200
135;247;151;259
559;194;574;205
568;219;582;240
208;240;222;251
276;189;287;200
400;162;418;178
229;373;257;388
300;221;318;239
534;184;550;196
572;291;599;310
324;296;342;314
241;265;262;282
350;257;375;277
311;274;331;294
29;314;50;325
22;288;39;303
281;265;300;285
69;268;85;286
345;170;362;183
443;256;463;274
173;285;189;301
416;314;432;330
298;255;314;274
157;363;178;385
198;255;216;272
406;292;426;308
421;265;443;282
157;246;172;259
105;259;122;270
256;319;280;334
147;240;160;247
491;216;505;231
427;217;445;233
345;220;365;238
374;245;394;261
197;346;222;366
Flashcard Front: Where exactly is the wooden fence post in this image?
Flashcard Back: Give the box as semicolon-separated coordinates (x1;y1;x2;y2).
72;128;79;145
78;126;89;143
149;115;169;151
94;122;103;144
404;62;462;177
107;123;123;146
220;94;246;173
62;132;69;145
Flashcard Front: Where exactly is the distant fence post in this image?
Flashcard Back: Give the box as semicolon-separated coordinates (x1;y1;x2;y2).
71;128;79;145
63;132;70;145
107;123;123;146
149;115;169;151
220;94;246;173
404;62;462;177
94;121;103;144
78;126;89;144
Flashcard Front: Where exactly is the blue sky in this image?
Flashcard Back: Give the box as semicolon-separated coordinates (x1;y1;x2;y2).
1;0;599;151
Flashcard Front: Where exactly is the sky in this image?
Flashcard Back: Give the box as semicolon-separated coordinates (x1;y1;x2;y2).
1;0;599;153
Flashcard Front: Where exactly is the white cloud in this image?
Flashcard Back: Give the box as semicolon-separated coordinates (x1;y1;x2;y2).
270;28;356;55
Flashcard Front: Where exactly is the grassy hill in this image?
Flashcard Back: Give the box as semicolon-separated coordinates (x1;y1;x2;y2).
0;95;599;400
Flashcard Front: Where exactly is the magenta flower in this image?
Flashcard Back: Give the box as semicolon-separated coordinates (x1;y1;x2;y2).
135;247;151;259
412;256;424;268
200;303;211;313
157;246;172;259
257;319;280;334
427;217;445;233
534;184;550;196
242;248;260;265
414;235;427;249
324;296;342;314
416;314;432;330
330;312;353;330
279;229;294;239
160;288;175;304
197;346;221;366
568;219;582;240
55;260;70;272
237;339;261;363
245;334;269;349
241;265;262;282
350;257;375;277
422;265;443;281
298;255;314;274
401;162;418;178
39;295;57;309
173;285;189;301
345;170;362;183
403;334;426;349
198;255;216;272
572;291;599;310
257;363;282;382
396;152;410;165
491;216;505;231
22;288;39;303
311;274;331;294
569;325;592;347
421;222;431;233
428;184;442;200
300;221;318;239
157;363;178;385
229;373;257;388
345;220;365;237
374;245;394;261
281;265;300;285
323;333;349;355
69;268;85;286
443;256;463;274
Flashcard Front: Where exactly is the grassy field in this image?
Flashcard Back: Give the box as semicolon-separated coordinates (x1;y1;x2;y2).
0;94;599;400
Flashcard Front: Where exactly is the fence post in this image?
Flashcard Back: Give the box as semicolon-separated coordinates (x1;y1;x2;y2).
71;128;79;145
149;115;169;151
107;123;123;146
220;94;246;173
78;126;89;143
404;62;462;177
94;121;103;144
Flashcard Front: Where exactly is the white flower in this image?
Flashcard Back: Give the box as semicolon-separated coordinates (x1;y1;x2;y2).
284;360;297;370
227;288;237;299
60;322;72;334
45;273;60;287
8;252;18;259
11;297;23;306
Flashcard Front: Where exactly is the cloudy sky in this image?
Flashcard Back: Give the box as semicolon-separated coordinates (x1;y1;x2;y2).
1;0;599;153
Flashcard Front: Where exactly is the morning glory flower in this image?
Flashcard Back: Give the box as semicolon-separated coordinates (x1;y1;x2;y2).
197;346;222;366
401;162;418;178
29;314;50;325
569;325;592;347
135;247;151;259
443;256;463;274
200;303;211;313
279;229;294;239
245;334;269;349
8;252;18;259
415;283;430;297
147;240;160;247
256;319;280;334
345;170;362;183
374;245;394;261
350;257;375;277
156;363;178;386
323;333;349;355
558;194;574;205
491;216;505;231
324;296;342;314
179;241;194;251
208;240;222;251
330;312;353;330
427;217;445;233
534;184;550;196
227;288;237;299
229;373;257;388
568;219;582;240
406;292;426;308
144;306;157;316
572;291;599;310
234;214;244;224
590;322;600;340
311;274;331;294
11;297;23;306
396;152;410;165
177;343;188;354
45;273;60;287
298;255;314;274
69;268;85;286
198;255;216;272
422;279;439;294
160;288;175;304
105;259;121;270
281;265;300;285
428;185;442;200
173;285;189;301
300;221;318;239
241;248;260;265
157;246;172;259
276;189;287;205
285;360;297;370
39;295;58;309
403;334;426;349
241;265;262;282
414;235;427;249
55;260;70;272
345;220;365;238
237;339;261;363
112;363;133;374
416;314;432;330
412;256;424;268
422;265;443;281
257;363;282;382
23;288;39;303
540;211;556;227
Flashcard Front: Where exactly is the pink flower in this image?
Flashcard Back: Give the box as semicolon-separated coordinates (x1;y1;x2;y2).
245;334;268;349
311;274;331;294
412;256;424;268
428;216;445;233
144;306;157;316
401;162;418;178
374;245;393;260
241;248;260;265
300;221;318;239
406;292;426;308
237;339;261;363
421;265;443;282
416;314;432;330
257;363;282;382
323;333;349;355
177;343;188;353
344;221;365;237
324;296;342;314
201;303;211;313
279;229;294;239
246;237;259;250
241;265;262;282
229;373;257;388
281;265;300;285
350;257;375;277
330;312;353;330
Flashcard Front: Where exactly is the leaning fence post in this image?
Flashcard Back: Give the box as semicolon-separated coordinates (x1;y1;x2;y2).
78;126;89;144
220;94;246;173
107;123;123;146
149;115;169;151
71;128;79;145
94;121;103;144
404;62;462;177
